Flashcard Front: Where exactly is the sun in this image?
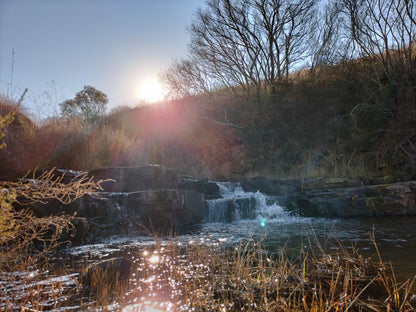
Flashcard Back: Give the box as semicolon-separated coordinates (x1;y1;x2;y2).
137;78;166;103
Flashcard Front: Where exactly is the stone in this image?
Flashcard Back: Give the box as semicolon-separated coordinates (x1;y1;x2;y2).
88;165;178;192
178;176;221;199
285;181;416;217
122;189;205;230
301;177;360;191
48;168;85;184
241;176;300;196
71;217;89;243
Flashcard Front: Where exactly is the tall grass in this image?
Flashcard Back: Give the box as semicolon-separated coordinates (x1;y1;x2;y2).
3;235;415;311
2;47;416;180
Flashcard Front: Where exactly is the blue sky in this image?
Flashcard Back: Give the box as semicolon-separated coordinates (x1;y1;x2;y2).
0;0;204;119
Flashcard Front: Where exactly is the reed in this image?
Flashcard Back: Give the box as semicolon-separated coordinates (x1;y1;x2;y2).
5;234;414;311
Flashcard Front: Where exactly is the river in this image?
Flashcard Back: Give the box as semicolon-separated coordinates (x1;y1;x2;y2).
2;181;416;311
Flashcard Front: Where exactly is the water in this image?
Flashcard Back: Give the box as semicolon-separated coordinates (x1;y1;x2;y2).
3;181;416;311
71;181;416;279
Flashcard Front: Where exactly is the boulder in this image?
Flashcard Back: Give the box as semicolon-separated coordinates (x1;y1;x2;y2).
122;189;205;230
301;177;360;191
89;165;178;192
48;168;86;184
71;217;89;243
178;176;221;199
241;176;300;196
286;181;416;217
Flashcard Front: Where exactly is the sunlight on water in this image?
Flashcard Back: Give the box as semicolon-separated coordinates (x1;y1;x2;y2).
3;179;416;311
148;254;160;264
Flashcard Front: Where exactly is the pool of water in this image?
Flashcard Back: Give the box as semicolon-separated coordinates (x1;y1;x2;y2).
68;215;416;280
3;181;416;311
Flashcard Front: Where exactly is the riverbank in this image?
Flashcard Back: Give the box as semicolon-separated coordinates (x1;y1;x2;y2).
2;231;416;311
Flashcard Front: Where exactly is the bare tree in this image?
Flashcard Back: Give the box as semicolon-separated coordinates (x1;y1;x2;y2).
160;59;211;99
309;2;346;68
339;0;416;83
164;0;316;99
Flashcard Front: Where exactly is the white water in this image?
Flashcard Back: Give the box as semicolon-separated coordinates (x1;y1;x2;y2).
205;182;287;223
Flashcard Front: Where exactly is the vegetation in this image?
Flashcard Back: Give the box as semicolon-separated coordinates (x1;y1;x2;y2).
0;93;105;271
2;236;415;311
1;0;415;310
0;0;414;180
60;85;108;125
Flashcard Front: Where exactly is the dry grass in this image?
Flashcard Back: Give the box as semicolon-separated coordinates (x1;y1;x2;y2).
4;235;414;311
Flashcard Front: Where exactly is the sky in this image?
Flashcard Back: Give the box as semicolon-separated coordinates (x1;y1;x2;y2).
0;0;205;120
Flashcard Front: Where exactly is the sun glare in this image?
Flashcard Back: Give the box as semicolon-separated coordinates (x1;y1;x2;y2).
138;78;166;103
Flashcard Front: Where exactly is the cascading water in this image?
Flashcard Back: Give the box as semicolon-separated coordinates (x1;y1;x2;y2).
205;182;287;223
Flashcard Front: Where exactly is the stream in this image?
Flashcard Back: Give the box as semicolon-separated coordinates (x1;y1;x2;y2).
2;181;416;311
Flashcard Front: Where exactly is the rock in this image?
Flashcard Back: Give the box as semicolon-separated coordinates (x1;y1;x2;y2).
22;197;82;217
301;177;360;191
178;176;221;199
122;189;205;230
71;217;89;243
88;165;178;192
175;189;206;226
286;181;416;217
80;258;131;289
78;193;120;219
48;168;86;184
241;176;300;196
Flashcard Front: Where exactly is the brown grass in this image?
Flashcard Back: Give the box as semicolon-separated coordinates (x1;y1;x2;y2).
3;235;414;311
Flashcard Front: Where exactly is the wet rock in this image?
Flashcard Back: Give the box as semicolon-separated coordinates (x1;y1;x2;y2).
286;181;416;217
71;217;89;243
241;176;300;196
178;176;221;199
88;165;178;192
48;168;86;184
122;189;205;230
301;177;360;191
78;193;119;219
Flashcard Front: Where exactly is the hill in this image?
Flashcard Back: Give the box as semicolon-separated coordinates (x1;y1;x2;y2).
1;54;415;180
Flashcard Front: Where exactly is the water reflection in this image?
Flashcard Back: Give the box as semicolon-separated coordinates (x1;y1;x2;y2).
3;216;416;311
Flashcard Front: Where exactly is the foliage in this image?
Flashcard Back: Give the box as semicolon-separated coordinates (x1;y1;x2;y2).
60;85;108;124
0;168;105;270
0;98;105;269
0;108;15;150
0;189;18;243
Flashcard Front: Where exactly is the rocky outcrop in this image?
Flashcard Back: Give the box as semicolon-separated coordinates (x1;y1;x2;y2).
287;180;416;217
177;176;221;200
88;166;178;192
16;165;209;241
241;176;300;196
20;167;416;242
238;176;416;217
78;166;207;237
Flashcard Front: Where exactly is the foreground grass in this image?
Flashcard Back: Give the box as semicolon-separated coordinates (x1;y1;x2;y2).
2;235;415;311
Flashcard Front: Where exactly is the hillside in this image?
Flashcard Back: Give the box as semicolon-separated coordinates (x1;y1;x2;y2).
1;56;415;180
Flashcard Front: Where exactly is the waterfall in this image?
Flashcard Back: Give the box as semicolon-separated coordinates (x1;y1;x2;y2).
205;182;286;223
